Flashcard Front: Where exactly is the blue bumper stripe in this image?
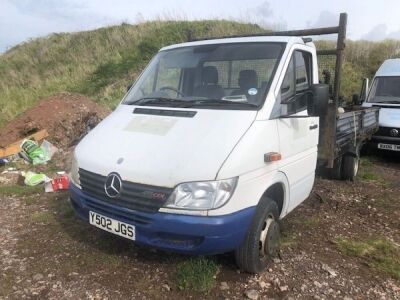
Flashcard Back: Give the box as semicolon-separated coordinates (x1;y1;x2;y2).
69;183;255;255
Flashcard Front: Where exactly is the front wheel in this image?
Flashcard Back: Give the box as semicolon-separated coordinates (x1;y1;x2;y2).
235;199;280;273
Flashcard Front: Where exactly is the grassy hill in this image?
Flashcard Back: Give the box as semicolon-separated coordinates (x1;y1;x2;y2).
0;20;261;127
1;20;400;127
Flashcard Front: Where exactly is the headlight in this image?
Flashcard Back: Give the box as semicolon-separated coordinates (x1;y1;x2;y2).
69;154;80;187
164;177;238;210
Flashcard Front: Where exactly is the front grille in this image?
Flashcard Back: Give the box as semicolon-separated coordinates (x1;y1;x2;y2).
79;168;173;213
85;197;152;225
376;126;400;137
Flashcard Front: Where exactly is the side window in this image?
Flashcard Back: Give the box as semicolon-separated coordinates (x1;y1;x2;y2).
280;50;312;113
295;51;311;92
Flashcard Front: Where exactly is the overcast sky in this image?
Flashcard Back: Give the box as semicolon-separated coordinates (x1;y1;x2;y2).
1;0;400;53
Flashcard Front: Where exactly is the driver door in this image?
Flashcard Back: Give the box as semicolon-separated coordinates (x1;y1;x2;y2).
277;50;319;213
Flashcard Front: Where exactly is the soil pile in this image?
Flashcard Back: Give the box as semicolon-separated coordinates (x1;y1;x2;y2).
0;93;111;148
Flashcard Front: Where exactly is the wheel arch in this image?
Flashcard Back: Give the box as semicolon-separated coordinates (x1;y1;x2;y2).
259;171;289;219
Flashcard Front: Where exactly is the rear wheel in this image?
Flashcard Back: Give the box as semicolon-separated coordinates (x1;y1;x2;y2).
329;157;342;180
341;154;359;181
235;198;280;273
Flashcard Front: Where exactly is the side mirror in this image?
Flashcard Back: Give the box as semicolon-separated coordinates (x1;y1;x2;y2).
127;84;133;92
352;94;361;105
308;84;329;117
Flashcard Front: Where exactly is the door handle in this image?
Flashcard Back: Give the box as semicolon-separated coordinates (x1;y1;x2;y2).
309;124;318;130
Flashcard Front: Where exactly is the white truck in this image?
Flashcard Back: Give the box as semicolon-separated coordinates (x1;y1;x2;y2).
361;59;400;151
69;13;378;273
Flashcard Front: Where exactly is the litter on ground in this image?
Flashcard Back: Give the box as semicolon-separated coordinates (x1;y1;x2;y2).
21;139;50;165
45;175;69;192
22;171;49;186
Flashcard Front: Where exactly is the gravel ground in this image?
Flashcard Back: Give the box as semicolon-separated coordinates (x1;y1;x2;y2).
0;153;399;299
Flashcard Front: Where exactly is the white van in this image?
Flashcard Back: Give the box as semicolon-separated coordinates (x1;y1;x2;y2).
69;14;378;273
362;59;400;151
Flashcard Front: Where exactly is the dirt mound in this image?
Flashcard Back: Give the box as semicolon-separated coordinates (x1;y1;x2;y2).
0;93;111;148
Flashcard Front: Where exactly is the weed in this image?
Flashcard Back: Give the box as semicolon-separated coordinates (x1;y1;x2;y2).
32;211;54;224
280;232;297;248
359;157;373;167
372;194;398;211
294;216;320;228
358;158;383;182
0;270;17;296
175;257;219;292
0;184;42;196
336;237;400;279
358;171;380;181
57;199;75;219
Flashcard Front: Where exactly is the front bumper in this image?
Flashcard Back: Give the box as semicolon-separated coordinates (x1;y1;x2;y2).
69;183;255;255
370;135;400;149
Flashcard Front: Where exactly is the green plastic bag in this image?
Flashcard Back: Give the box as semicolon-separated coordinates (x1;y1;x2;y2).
20;139;50;165
22;171;48;186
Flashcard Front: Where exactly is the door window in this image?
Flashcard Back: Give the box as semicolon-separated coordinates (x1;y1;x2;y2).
295;51;311;91
280;50;312;114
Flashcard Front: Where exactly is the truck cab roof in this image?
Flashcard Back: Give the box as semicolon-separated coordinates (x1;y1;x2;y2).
375;59;400;77
160;36;315;51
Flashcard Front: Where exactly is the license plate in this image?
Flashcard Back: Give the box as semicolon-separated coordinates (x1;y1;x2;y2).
89;211;135;240
378;143;400;151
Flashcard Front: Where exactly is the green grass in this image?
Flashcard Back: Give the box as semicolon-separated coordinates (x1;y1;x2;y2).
293;216;320;228
175;257;219;293
358;172;380;181
372;193;399;212
358;158;383;182
58;199;75;219
32;211;54;223
359;157;373;167
0;184;42;196
280;232;298;248
336;237;400;280
1;20;400;128
0;270;17;297
0;20;261;127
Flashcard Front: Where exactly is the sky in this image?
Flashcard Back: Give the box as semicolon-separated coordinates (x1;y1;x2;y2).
1;0;400;53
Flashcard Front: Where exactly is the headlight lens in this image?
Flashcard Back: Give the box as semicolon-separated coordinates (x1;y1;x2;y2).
69;154;80;187
164;177;238;210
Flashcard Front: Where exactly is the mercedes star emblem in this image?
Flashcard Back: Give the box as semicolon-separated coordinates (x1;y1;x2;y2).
390;128;399;137
104;173;122;198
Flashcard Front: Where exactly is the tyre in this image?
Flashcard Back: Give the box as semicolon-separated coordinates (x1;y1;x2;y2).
341;153;359;181
235;198;280;273
329;157;342;180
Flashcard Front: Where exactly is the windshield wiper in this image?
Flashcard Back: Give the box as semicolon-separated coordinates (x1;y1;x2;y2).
375;100;400;104
126;97;190;106
187;99;258;108
126;97;259;109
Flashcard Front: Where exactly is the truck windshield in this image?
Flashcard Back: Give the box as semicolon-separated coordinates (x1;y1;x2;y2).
367;76;400;104
123;42;284;109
